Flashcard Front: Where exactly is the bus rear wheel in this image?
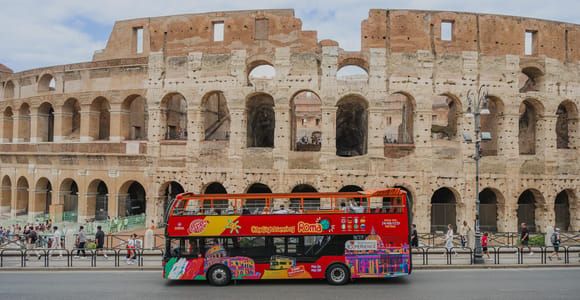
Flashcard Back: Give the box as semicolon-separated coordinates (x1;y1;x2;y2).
207;265;231;286
326;264;350;285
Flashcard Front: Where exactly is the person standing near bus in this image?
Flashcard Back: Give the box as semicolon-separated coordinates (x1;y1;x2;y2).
445;224;457;256
95;225;108;259
411;224;419;247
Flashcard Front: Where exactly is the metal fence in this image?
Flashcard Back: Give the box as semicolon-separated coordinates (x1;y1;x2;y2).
417;232;580;247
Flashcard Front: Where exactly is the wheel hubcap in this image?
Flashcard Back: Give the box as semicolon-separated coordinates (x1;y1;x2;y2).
213;269;226;282
331;268;345;282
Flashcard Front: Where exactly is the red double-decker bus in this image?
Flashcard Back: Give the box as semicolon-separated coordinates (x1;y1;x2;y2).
163;188;411;285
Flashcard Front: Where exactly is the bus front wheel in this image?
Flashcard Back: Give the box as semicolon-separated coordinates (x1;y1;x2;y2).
325;264;350;285
207;265;231;286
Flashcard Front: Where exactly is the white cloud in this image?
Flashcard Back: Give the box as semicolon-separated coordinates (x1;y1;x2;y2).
0;0;577;72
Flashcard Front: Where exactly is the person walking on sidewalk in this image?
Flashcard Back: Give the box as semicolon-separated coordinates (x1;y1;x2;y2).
95;225;108;259
26;226;41;260
51;226;63;258
445;224;457;256
75;226;87;258
482;232;492;260
548;228;562;261
126;234;136;265
411;224;419;247
520;223;533;256
460;221;471;249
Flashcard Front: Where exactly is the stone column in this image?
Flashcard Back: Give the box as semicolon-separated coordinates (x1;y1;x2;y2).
52;107;65;142
228;106;245;160
273;105;290;169
367;107;386;157
29;111;40;143
501;113;520;159
187;107;203;160
79;105;95;142
320;105;337;154
109;103;125;142
535;115;554;158
10;182;18;218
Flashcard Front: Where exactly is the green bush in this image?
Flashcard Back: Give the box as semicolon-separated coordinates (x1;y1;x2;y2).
528;235;544;247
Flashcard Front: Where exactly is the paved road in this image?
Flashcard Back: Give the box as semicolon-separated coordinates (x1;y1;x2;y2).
0;268;578;300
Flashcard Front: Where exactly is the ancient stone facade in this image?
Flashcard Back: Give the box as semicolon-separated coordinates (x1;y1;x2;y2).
0;9;579;233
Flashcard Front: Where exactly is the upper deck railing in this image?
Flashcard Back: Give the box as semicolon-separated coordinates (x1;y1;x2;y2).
169;188;407;216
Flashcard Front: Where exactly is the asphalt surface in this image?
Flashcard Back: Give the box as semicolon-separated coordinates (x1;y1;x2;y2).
0;268;578;300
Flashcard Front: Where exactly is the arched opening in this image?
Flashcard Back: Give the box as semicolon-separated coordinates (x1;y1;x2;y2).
121;95;148;140
38;74;56;92
555;190;571;231
556;100;578;149
480;96;504;156
519;99;543;155
87;180;108;221
246;183;272;213
291;184;319;210
431;94;461;140
384;93;414;144
336;65;368;81
16;177;29;216
517;189;545;233
519;67;543;93
89;97;110;141
479;188;499;232
202;91;230;141
1;176;11;216
248;62;275;86
118;181;146;217
3;80;15;99
246;93;275;148
2;107;14;143
59;178;79;222
62;98;81;140
431;187;457;232
161;93;187;140
203;182;228;212
34;178;52;216
336;96;368;156
37;102;55;142
339;185;363;192
291;91;322;151
159;181;185;214
17;103;31;142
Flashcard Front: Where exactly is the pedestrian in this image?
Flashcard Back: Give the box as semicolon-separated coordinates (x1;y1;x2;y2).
548;228;562;261
126;234;135;264
51;226;63;258
26;226;41;260
411;224;419;247
482;232;491;260
445;224;457;256
75;226;87;258
95;225;108;259
520;222;533;255
460;221;471;249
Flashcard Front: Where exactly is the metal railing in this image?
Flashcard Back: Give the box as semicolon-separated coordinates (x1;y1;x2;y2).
417;232;580;247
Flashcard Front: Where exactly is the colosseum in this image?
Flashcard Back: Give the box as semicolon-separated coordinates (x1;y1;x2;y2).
0;9;578;234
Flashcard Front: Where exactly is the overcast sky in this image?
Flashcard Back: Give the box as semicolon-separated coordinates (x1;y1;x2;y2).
0;0;577;72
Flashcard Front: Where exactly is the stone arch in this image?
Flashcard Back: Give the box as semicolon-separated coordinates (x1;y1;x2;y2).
17;103;31;142
37;102;55;142
519;98;544;155
159;181;185;214
202;91;230;141
517;188;546;233
87;179;108;221
336;95;368;156
2;107;14;142
3;80;15;99
34;177;52;215
337;56;369;74
555;189;574;231
246;93;275;148
431;187;459;232
37;73;56;92
118;180;146;217
245;182;272;212
89;97;110;140
161;93;187;140
519;66;543;93
479;187;506;232
385;92;415;145
121;94;148;140
480;96;505;156
16;176;29;216
431;93;463;140
291;183;319;210
59;178;79;222
556;100;578;149
291;90;322;151
1;175;11;216
336;65;369;81
247;60;275;86
202;182;228;212
339;185;363;192
62;98;81;141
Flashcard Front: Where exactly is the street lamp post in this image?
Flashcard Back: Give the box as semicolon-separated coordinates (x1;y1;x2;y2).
465;85;490;265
